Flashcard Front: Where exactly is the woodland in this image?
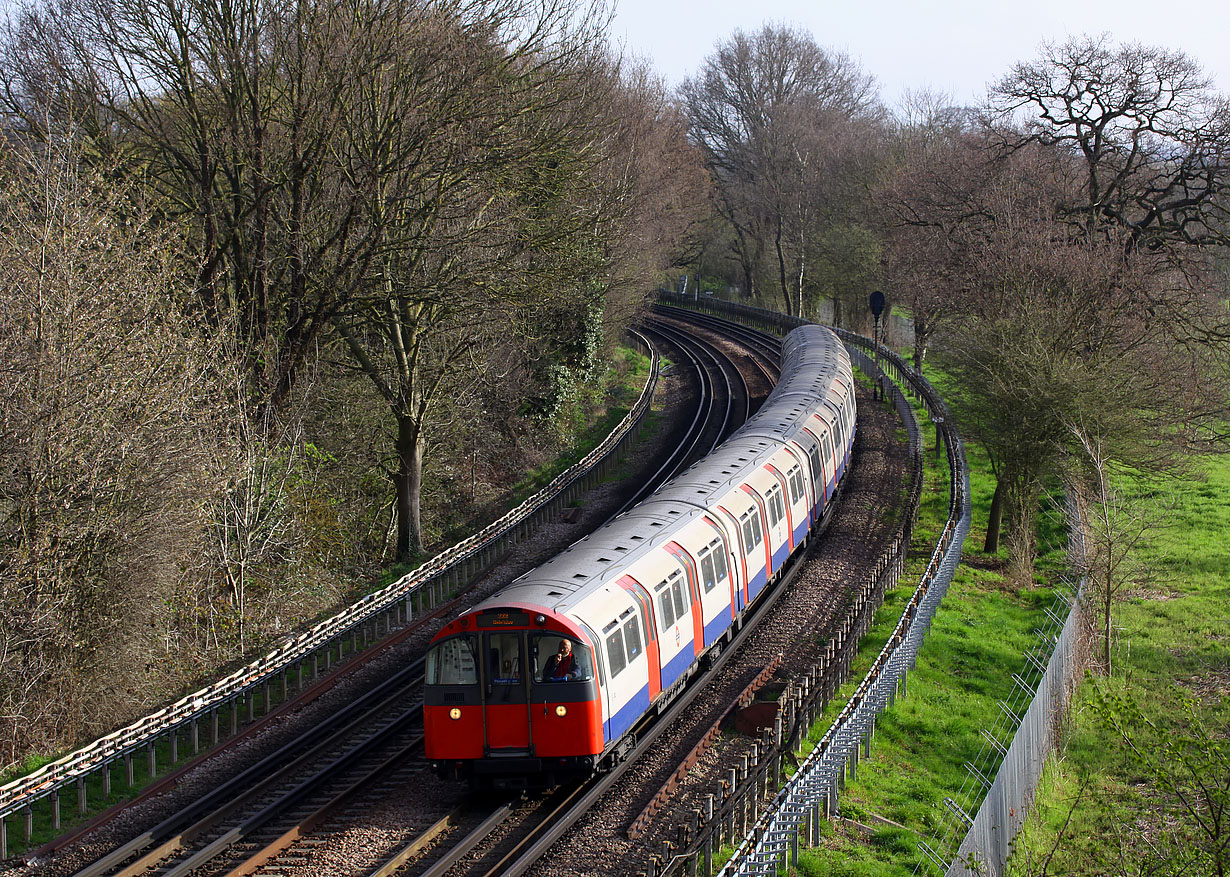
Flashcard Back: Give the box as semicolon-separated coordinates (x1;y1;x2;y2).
2;5;1229;865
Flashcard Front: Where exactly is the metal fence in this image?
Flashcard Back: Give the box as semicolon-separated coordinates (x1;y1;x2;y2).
0;334;661;857
670;295;1093;877
940;499;1091;877
648;295;967;877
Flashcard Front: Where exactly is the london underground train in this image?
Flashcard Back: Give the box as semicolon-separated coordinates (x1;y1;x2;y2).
424;324;856;786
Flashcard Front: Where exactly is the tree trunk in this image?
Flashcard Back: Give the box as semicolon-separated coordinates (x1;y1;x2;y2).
985;478;1004;553
394;412;424;561
774;214;793;316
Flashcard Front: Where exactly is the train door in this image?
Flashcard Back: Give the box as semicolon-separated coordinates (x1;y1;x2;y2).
481;631;531;752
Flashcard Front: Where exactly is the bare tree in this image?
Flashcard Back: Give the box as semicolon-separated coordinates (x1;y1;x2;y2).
990;35;1230;256
0;137;219;763
682;24;882;318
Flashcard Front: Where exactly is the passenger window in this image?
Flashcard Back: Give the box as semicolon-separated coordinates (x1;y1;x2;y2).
671;574;688;617
713;543;729;583
656;581;676;630
788;466;804;503
605;623;626;678
740;511;755;550
700;550;717;592
766;486;784;526
622;611;643;660
750;509;763;546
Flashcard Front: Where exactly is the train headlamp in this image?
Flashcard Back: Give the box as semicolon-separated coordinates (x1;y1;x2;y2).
535;614;547;626
449;708;462;720
555;705;567;717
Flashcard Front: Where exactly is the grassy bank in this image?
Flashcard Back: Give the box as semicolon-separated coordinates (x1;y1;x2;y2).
792;396;1067;876
1006;458;1230;875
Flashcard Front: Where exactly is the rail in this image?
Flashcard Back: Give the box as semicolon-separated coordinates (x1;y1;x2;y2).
650;293;968;877
0;333;661;854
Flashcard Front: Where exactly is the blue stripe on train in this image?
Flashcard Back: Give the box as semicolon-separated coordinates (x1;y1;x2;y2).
605;684;650;743
792;519;808;548
704;611;732;647
772;540;790;570
660;640;694;689
746;564;768;600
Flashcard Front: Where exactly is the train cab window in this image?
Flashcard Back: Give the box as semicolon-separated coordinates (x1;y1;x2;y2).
426;635;478;685
529;634;594;682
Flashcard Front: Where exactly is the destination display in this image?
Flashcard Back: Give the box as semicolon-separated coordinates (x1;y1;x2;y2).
477;610;530;628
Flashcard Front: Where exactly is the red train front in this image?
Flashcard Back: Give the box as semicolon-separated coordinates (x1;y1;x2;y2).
424;605;605;787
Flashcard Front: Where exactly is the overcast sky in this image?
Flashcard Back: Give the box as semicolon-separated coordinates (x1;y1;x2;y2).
610;0;1230;109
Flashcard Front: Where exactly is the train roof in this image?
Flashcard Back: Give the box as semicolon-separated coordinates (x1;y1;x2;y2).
463;323;852;621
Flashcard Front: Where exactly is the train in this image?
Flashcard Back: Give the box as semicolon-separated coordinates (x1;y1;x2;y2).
423;324;856;787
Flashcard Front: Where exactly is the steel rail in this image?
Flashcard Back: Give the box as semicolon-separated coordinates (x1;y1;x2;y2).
71;662;427;877
363;806;466;877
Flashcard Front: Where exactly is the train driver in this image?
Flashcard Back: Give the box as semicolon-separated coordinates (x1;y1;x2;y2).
543;639;579;681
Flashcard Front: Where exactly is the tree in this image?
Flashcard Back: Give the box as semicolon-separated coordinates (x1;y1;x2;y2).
990;36;1230;257
0;138;220;762
931;142;1224;581
1092;687;1230;877
682;24;882;318
879;89;978;370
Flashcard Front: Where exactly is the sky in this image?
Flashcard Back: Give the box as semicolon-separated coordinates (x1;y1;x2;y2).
610;0;1230;109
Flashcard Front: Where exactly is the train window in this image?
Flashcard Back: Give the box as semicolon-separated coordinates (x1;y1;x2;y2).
765;485;785;527
529;634;594;682
622;610;643;660
668;569;687;618
605;625;627;678
712;541;729;583
426;635;478;685
739;508;763;549
654;579;676;630
807;445;823;483
699;550;716;592
787;466;805;504
487;632;521;684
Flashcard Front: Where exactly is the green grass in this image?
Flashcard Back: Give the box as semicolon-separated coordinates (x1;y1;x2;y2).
793;388;1062;874
1006;457;1230;875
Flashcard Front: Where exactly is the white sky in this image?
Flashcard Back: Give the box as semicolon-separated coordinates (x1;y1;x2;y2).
610;0;1230;109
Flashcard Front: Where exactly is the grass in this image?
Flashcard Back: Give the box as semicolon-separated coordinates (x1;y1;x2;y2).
1006;457;1230;875
791;386;1065;875
790;368;1228;875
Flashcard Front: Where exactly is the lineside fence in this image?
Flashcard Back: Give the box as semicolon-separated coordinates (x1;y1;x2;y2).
937;496;1091;876
0;334;661;859
659;294;1091;877
648;295;963;877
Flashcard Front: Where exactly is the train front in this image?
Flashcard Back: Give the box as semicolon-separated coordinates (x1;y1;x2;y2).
424;605;605;787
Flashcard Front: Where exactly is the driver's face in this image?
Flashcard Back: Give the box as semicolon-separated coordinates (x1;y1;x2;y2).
557;641;570;655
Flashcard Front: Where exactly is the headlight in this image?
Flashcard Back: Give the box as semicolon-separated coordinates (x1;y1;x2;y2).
449;707;462;720
555;705;567;717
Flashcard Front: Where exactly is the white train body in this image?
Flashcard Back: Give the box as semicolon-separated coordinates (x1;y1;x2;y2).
424;325;857;784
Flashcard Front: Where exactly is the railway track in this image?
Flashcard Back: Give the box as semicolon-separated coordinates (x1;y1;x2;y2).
29;317;773;877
